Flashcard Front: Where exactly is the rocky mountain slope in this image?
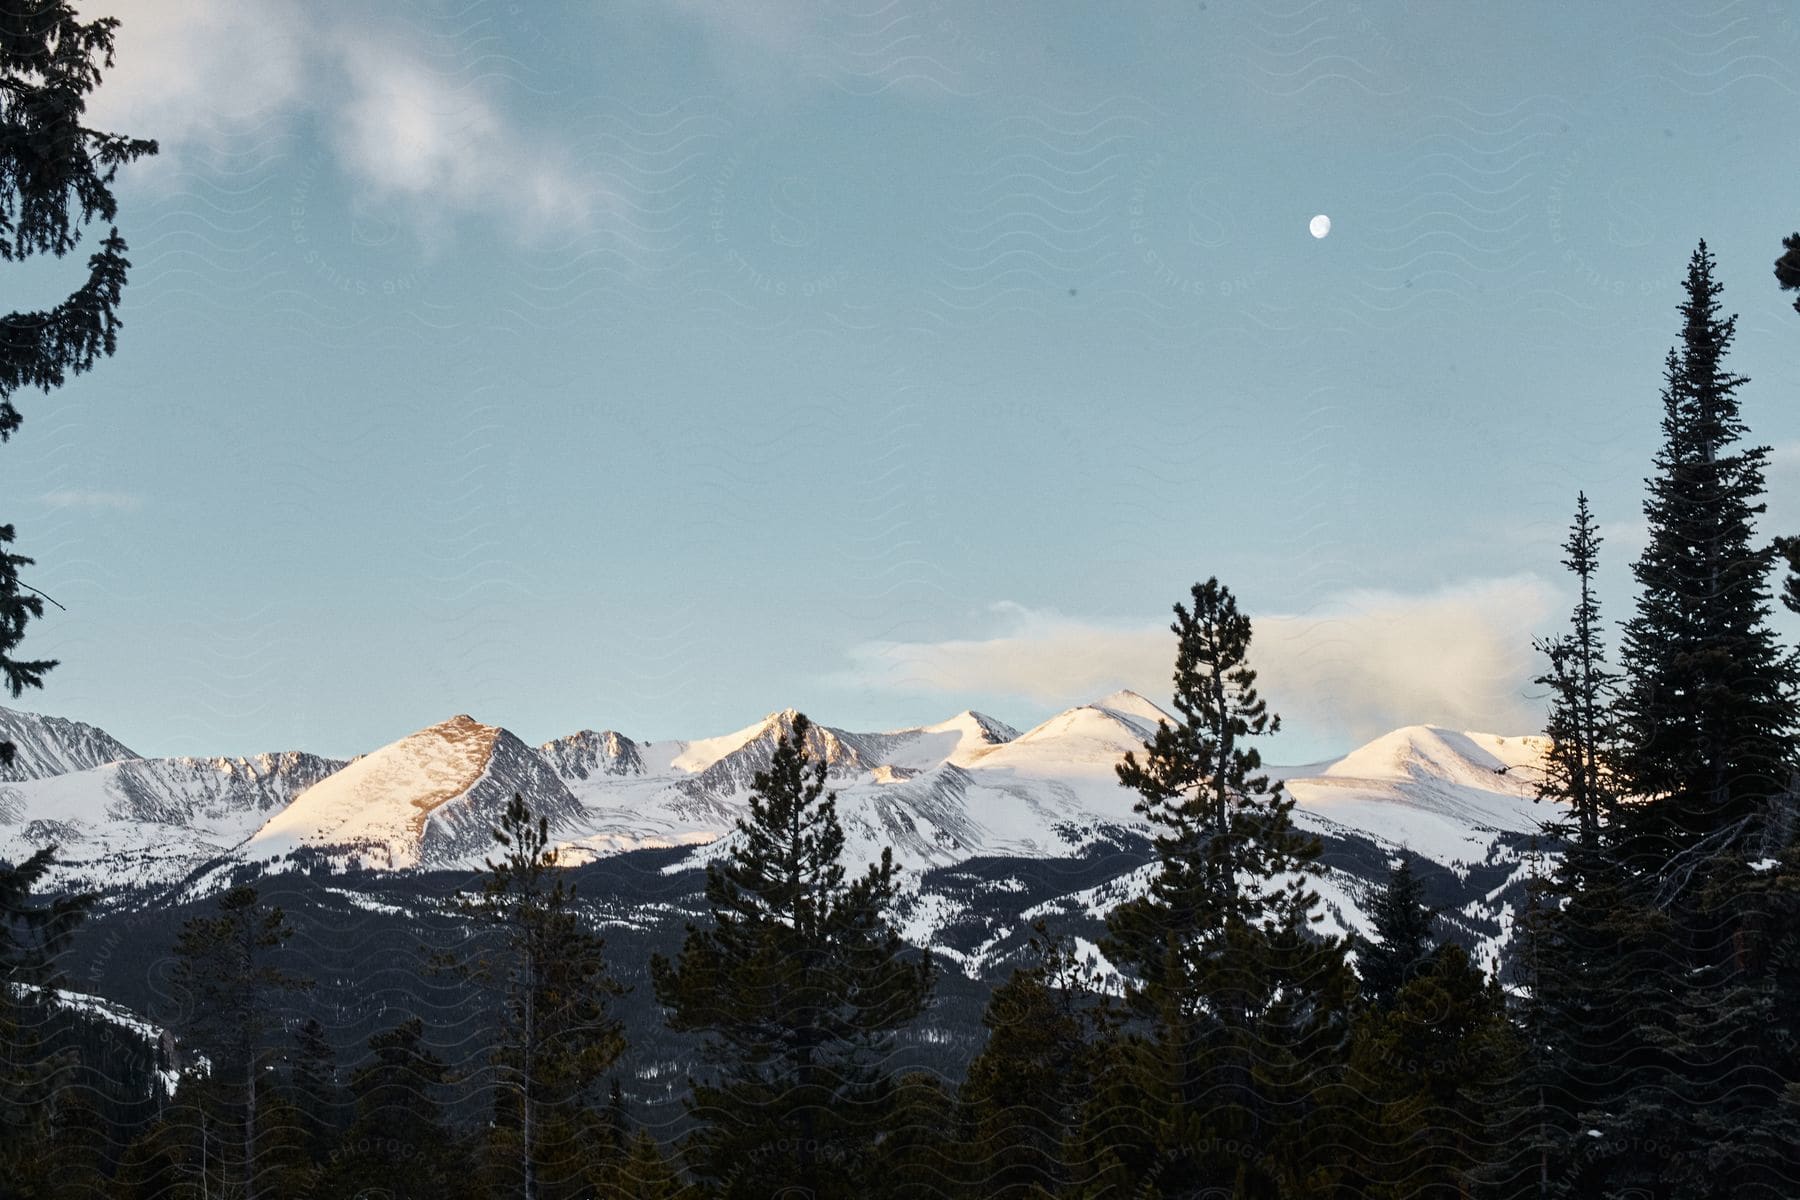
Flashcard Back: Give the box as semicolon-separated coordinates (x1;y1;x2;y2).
0;708;139;781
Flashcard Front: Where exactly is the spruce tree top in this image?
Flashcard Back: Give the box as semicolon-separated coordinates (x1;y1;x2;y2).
1617;241;1799;862
653;711;931;1053
1533;492;1619;858
1357;857;1437;1009
1105;578;1340;1016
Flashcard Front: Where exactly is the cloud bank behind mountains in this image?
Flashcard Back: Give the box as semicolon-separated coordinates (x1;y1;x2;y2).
844;576;1560;757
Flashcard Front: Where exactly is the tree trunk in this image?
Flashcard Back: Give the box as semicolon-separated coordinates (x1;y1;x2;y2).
523;943;537;1200
244;1053;257;1200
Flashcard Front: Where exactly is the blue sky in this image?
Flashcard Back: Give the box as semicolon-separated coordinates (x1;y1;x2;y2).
12;0;1800;761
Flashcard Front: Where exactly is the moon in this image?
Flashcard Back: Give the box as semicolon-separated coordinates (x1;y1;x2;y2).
1309;214;1331;239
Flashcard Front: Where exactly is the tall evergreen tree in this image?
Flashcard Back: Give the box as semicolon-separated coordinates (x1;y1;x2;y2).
284;1016;344;1174
1341;944;1525;1200
1520;492;1659;1198
113;1090;216;1200
1778;232;1800;625
0;2;156;766
455;792;625;1200
1616;241;1799;870
1355;858;1436;1011
651;712;934;1200
1335;856;1530;1198
166;883;312;1200
1517;818;1679;1199
1532;244;1800;1200
324;1017;465;1200
955;922;1109;1198
0;846;92;1198
1093;578;1355;1199
1603;846;1800;1200
1534;493;1620;859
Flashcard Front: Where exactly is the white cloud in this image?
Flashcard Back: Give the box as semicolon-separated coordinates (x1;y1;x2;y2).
85;1;599;245
42;490;144;512
845;577;1560;752
83;0;311;177
329;41;598;248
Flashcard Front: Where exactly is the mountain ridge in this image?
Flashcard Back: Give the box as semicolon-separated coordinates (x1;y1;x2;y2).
0;700;1558;986
0;701;1552;905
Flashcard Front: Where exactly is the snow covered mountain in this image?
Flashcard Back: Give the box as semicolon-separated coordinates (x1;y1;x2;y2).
0;707;139;781
244;714;583;870
0;699;1555;973
0;739;344;897
1282;725;1548;867
539;728;643;780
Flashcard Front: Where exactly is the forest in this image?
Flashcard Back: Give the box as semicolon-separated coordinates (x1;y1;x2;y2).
5;4;1800;1198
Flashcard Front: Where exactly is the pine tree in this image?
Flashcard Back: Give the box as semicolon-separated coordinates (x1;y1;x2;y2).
166;883;313;1200
1094;578;1355;1198
879;1070;958;1200
1776;535;1800;627
955;922;1107;1198
1336;856;1529;1198
113;1092;215;1200
1355;858;1437;1011
284;1016;344;1174
0;846;92;1199
590;1129;692;1199
1520;492;1661;1198
0;2;156;766
1535;244;1800;1199
1775;231;1800;315
1591;773;1800;1199
1534;493;1620;860
1342;944;1525;1200
651;712;934;1200
1616;241;1799;870
1517;842;1666;1199
324;1017;464;1200
454;792;625;1200
1673;851;1800;1197
1611;243;1800;1200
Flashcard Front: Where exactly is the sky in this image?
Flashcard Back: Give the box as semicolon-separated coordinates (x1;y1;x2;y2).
10;0;1800;763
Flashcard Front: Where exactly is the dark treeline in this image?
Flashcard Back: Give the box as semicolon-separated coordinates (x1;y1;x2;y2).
5;3;1800;1197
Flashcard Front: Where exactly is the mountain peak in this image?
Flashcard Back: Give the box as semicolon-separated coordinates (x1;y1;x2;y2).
433;713;487;732
0;705;140;781
927;709;1021;745
243;715;507;868
1089;690;1170;724
1323;725;1544;788
540;728;643;781
989;694;1169;773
